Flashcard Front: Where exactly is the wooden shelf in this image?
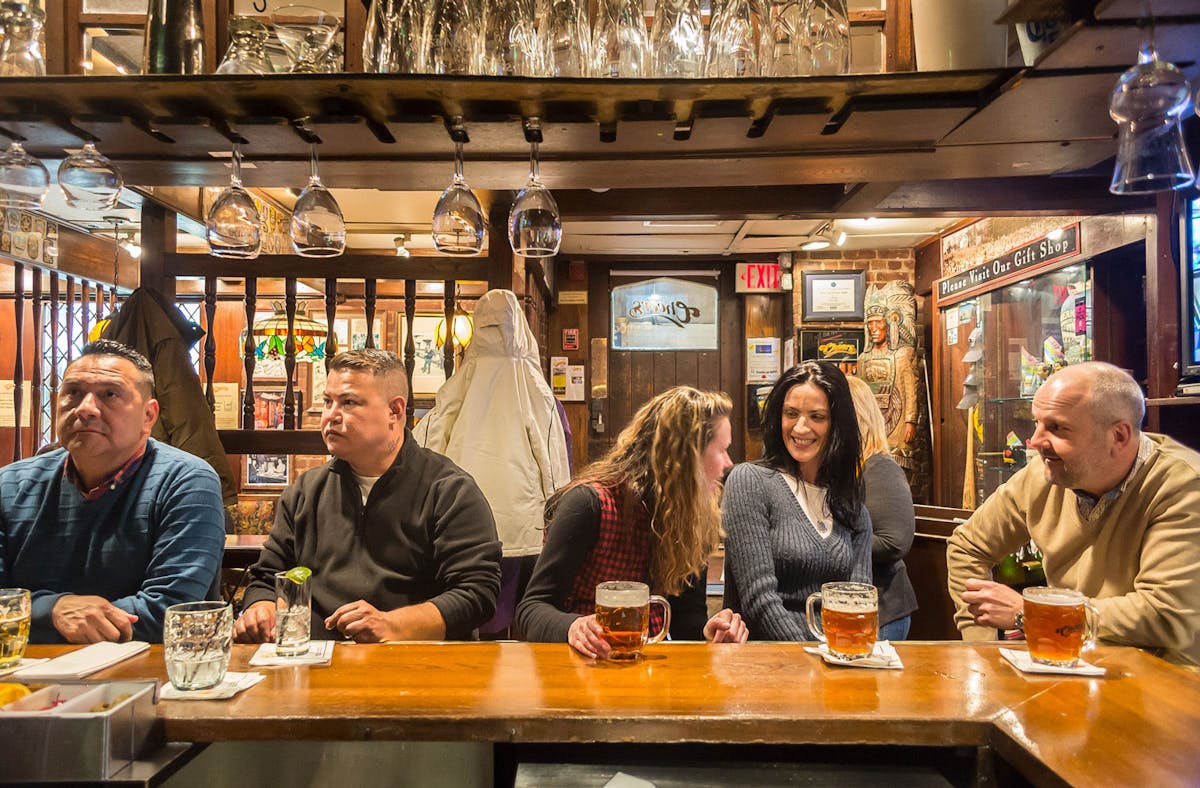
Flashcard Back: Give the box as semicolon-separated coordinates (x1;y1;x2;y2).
1146;397;1200;407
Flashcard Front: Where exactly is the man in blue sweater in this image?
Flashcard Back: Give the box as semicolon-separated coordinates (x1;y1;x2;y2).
0;340;225;643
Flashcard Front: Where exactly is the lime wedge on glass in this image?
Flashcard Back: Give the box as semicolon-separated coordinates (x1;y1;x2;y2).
284;566;312;585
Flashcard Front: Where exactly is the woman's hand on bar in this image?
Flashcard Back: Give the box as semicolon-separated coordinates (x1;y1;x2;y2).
568;614;611;660
704;608;749;644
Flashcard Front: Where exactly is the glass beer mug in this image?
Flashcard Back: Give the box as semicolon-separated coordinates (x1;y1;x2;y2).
1022;587;1099;668
805;581;878;660
594;581;671;659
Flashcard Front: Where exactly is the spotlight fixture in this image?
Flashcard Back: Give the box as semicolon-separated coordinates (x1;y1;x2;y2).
394;234;411;258
800;222;832;251
836;230;847;247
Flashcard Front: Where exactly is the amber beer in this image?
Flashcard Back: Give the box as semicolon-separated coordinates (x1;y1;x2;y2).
805;582;878;660
0;588;31;670
594;581;671;660
1022;587;1099;667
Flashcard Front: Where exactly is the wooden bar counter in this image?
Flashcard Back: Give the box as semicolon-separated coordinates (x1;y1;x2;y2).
23;641;1200;786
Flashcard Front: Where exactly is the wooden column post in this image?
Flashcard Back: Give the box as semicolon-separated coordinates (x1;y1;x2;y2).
487;193;523;296
139;202;177;299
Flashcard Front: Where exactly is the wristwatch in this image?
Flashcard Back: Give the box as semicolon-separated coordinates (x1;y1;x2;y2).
1013;611;1025;632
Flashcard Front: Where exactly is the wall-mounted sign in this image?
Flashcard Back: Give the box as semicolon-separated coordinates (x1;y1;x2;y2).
936;223;1081;306
746;337;781;383
1;208;58;268
611;277;718;351
736;262;783;293
559;291;588;305
551;356;568;397
562;328;580;351
798;329;862;362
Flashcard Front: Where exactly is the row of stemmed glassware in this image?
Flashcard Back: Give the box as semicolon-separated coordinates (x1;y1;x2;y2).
431;120;561;259
364;0;849;78
0;140;123;210
206;143;346;259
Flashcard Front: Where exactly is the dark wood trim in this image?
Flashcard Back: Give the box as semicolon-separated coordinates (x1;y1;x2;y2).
218;429;328;455
162;254;489;281
1145;193;1181;403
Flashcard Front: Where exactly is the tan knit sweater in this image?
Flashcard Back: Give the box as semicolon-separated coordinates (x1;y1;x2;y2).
947;433;1200;666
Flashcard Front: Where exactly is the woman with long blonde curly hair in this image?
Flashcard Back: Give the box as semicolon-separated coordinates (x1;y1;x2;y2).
516;386;749;658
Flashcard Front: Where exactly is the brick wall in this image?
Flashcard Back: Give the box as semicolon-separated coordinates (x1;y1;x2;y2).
790;247;917;334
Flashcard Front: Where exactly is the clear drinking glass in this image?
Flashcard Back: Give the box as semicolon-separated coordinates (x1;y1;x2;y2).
542;0;590;77
0;588;30;670
432;140;486;255
57;142;124;211
216;16;275;74
509;140;561;257
650;0;705;78
272;4;341;73
706;0;763;77
482;0;541;75
808;0;850;75
805;581;878;661
163;601;233;691
363;0;428;73
274;571;312;657
592;0;649;78
1108;26;1195;194
0;141;50;209
761;0;807;76
0;1;46;77
206;144;262;259
430;0;483;75
290;143;345;257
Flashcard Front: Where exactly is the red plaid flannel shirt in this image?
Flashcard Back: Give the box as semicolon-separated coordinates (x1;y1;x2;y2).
563;483;665;634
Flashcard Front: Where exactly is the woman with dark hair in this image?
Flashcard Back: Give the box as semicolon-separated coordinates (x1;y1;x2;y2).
516;386;749;658
722;361;872;640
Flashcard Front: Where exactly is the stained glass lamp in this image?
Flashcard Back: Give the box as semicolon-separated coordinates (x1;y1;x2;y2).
241;305;331;360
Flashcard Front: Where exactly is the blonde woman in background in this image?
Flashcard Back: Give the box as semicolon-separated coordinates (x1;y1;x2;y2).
847;375;918;640
516;386;748;658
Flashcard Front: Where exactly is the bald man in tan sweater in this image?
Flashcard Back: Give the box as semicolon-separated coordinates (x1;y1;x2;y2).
948;362;1200;666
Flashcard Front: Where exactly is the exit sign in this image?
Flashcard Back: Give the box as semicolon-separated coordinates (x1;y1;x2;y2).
736;262;783;293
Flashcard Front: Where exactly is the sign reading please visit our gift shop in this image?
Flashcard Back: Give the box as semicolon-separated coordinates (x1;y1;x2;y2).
611;277;719;351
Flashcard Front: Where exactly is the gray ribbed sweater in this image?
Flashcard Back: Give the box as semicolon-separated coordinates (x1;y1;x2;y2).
722;462;872;641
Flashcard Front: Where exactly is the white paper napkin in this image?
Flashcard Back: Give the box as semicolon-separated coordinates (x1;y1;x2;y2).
248;640;335;667
804;641;903;669
0;657;48;678
1000;647;1105;676
12;641;150;680
160;671;266;700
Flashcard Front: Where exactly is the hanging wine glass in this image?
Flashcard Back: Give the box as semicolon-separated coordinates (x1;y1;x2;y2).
592;0;649;78
0;141;50;209
808;0;850;75
216;16;275;74
650;0;705;78
271;4;341;74
761;0;807;77
206;144;262;259
0;2;46;77
291;143;345;257
430;0;483;75
509;138;561;258
432;140;485;256
542;0;590;77
706;0;763;78
57;142;124;211
1108;19;1195;194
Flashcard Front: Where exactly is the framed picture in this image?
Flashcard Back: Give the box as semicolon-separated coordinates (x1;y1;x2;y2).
399;314;448;395
798;329;862;362
801;270;866;322
244;453;290;489
253;388;303;430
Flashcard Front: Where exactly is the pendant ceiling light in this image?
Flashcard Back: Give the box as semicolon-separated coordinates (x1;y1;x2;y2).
242;303;331;361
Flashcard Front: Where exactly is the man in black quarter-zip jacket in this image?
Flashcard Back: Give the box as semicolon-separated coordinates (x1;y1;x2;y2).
235;349;501;643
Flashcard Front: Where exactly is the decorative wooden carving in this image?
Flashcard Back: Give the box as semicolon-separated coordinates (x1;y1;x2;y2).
404;279;416;424
284;277;297;430
64;277;75;363
12;262;24;461
31;271;43;447
48;274;60;441
204;276;217;409
443;280;454;379
243;277;257;429
324;278;337;372
364;279;377;350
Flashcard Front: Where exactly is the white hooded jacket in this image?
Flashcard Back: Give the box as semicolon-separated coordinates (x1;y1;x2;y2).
413;290;571;557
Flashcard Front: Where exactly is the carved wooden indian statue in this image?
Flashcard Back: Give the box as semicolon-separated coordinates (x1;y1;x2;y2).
856;280;919;468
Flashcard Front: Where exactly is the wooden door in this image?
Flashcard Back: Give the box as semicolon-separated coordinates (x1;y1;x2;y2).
586;263;744;464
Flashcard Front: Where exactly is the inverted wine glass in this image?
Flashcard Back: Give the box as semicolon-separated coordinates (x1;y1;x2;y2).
508;140;561;258
430;0;482;75
593;0;649;78
291;143;345;257
432;140;485;256
543;0;590;77
650;0;705;78
1108;22;1195;194
206;145;262;259
706;0;763;78
57;142;124;211
0;141;50;209
271;4;341;73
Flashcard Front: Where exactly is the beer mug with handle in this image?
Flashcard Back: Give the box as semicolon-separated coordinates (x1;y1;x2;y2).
1022;587;1099;668
594;581;671;660
805;581;878;660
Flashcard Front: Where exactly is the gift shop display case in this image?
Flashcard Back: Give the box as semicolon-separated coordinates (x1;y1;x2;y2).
932;218;1150;509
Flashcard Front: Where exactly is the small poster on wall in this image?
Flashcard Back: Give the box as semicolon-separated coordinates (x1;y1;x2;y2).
746;338;781;383
212;382;240;429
